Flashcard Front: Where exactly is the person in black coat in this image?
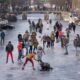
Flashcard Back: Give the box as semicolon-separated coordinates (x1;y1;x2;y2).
6;41;14;63
55;30;59;42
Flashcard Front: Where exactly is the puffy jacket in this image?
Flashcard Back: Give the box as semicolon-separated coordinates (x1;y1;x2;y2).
58;31;62;37
6;44;14;52
33;39;39;47
50;33;55;41
17;42;22;50
23;33;29;41
1;32;5;38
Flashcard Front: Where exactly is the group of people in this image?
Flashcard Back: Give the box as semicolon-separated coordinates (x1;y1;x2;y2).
5;29;45;70
69;22;76;33
28;19;43;34
5;17;78;70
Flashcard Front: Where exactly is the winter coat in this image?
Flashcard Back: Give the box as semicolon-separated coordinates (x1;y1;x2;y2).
63;37;69;46
36;22;43;29
72;23;76;30
50;33;55;41
17;42;23;51
29;40;33;46
6;44;14;52
46;36;51;42
43;36;47;42
23;33;29;41
1;31;5;38
55;31;59;38
33;39;39;48
58;31;62;37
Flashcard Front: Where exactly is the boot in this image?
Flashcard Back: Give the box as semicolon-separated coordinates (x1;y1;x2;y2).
22;66;24;70
12;60;14;64
6;60;8;64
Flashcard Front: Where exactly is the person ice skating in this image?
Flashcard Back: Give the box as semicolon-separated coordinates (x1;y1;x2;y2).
17;41;23;62
55;30;59;42
46;36;51;48
6;41;14;63
32;21;36;31
23;31;29;42
28;19;32;33
63;36;69;55
24;40;29;55
37;46;45;62
29;38;33;52
36;19;43;34
50;32;55;48
22;51;36;70
49;19;52;25
66;28;70;40
0;30;5;45
76;34;80;41
18;33;23;42
72;22;76;33
33;39;39;52
58;31;62;42
41;35;47;49
69;22;76;32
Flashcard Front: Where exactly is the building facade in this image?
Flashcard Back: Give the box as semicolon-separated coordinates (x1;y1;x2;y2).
72;0;80;10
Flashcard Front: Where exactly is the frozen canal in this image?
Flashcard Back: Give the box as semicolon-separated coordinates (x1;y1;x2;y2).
0;14;80;80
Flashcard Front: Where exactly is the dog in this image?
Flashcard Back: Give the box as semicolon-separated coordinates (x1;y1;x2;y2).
39;60;53;71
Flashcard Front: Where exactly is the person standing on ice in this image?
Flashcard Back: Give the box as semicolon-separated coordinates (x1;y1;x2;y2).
55;30;59;42
28;19;32;33
37;46;45;62
46;35;51;48
50;31;55;48
24;40;29;55
0;30;5;45
41;35;47;49
32;21;36;32
17;41;23;62
23;30;29;42
66;28;70;40
72;22;76;33
29;38;33;53
18;33;23;42
6;41;14;63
